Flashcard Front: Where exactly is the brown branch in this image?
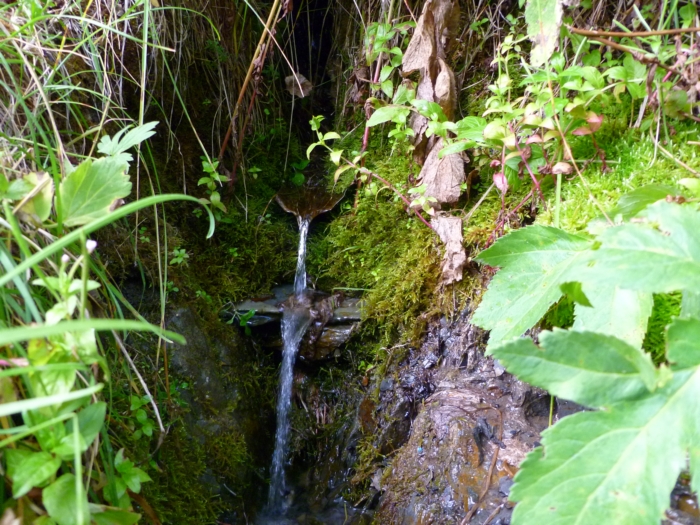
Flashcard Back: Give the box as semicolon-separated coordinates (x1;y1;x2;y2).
586;35;683;76
218;0;282;164
568;25;700;38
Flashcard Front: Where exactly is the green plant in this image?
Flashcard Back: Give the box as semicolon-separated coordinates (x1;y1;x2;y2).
169;248;189;266
138;226;151;244
0;120;214;523
129;395;156;440
195;289;213;303
472;194;700;524
197;157;228;213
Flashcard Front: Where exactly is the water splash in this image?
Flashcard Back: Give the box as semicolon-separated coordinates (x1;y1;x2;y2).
267;218;311;513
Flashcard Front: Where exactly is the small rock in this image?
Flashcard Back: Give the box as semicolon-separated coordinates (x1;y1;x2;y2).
499;477;514;496
380;378;394;392
493;358;506;376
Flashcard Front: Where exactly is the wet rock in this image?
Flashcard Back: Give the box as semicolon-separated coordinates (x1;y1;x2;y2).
379;378;394;392
164;307;272;506
366;310;574;524
299;324;357;361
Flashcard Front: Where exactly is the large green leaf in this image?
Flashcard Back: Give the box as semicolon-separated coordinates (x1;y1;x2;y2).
11;451;61;498
566;202;700;293
502;318;700;525
43;474;90;525
572;285;653;349
59;157;132;227
472;226;591;350
525;0;563;67
492;330;658;407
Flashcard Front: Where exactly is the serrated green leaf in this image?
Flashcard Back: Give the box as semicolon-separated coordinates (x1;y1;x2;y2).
43;474;90;525
11;451;61;498
367;106;410;127
567;202;700;293
509;319;700;525
60;158;132;227
610;184;680;221
97;122;157;158
573;286;652;349
559;281;591;307
493;330;658;408
473;226;591;350
525;0;563;66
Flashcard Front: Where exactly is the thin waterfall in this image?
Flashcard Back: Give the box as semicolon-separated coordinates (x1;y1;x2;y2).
267;217;311;513
293;218;310;296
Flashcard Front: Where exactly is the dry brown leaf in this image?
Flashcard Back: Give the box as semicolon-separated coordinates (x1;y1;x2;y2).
434;58;456;120
418;138;465;204
402;8;436;74
552;161;572;174
285;74;313;98
432;215;466;285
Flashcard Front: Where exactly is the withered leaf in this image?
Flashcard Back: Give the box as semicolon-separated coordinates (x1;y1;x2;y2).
285;74;313;98
434;58;456;120
432;215;466;285
418;138;465;204
402;8;436;74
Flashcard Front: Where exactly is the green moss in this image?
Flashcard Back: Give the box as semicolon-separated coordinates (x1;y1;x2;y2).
143;424;224;525
309;167;440;343
643;293;682;364
535;122;700;232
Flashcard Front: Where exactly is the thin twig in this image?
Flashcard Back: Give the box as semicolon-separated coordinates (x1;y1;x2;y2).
654;141;700;177
112;331;166;437
568;25;700;38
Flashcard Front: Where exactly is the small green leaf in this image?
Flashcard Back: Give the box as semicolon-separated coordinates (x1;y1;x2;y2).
367;105;410;127
334;165;354;181
43;474;90;525
438;140;474;158
330;149;343;166
97;122;158;158
11;451;61;498
679;178;700;198
322;131;341;141
92;510;141;525
379;65;394;82
6;178;34;200
52;432;88;460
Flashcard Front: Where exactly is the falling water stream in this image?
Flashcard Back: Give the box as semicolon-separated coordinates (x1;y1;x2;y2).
267;218;312;514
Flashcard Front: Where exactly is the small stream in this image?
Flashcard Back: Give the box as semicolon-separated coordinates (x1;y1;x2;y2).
266;218;312;514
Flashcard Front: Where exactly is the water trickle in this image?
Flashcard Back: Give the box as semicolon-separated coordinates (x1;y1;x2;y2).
293;219;310;297
267;218;312;513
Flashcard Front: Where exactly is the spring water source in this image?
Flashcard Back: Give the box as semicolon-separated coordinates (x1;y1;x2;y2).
267;217;312;514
